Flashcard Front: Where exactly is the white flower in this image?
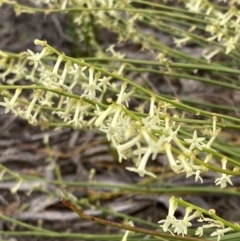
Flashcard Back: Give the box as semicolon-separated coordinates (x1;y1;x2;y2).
40;54;64;88
116;82;135;107
39;91;54;107
202;48;221;63
219;9;236;26
11;178;23;194
211;227;233;241
81;67;103;100
68;63;87;81
141;116;161;132
194;170;203;183
97;76;112;89
59;60;71;86
0;88;22;114
177;155;193;177
139;127;165;157
106;44;125;58
100;120;126;143
205;128;221;149
215;174;233;189
19;90;42;120
67;100;86;129
149;96;156;117
28;106;40;125
158;196;178;234
55;98;74;122
185;0;203;12
116;82;127;104
116;135;141;162
196;215;226;240
173;36;191;48
27;47;52;69
126;147;157;178
160;198;201;237
94;104;115;127
97;105;127;143
215;157;233;189
164;142;182;174
183;130;205;151
195;227;204;237
165;125;182;144
223;37;238;54
174;208;201;236
173;207;193;236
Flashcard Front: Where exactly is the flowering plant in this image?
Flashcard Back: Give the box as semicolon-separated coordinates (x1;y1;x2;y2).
1;0;240;241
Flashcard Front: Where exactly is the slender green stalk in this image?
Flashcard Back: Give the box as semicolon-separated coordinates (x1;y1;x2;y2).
0;213;56;234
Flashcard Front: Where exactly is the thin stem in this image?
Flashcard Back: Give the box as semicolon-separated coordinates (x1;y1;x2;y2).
0;213;57;234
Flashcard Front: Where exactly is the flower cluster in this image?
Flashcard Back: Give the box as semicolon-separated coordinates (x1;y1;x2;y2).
173;0;240;61
0;40;236;189
159;197;201;236
196;214;233;241
159;196;235;241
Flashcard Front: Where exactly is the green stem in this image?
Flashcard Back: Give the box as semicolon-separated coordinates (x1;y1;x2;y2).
0;213;56;234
